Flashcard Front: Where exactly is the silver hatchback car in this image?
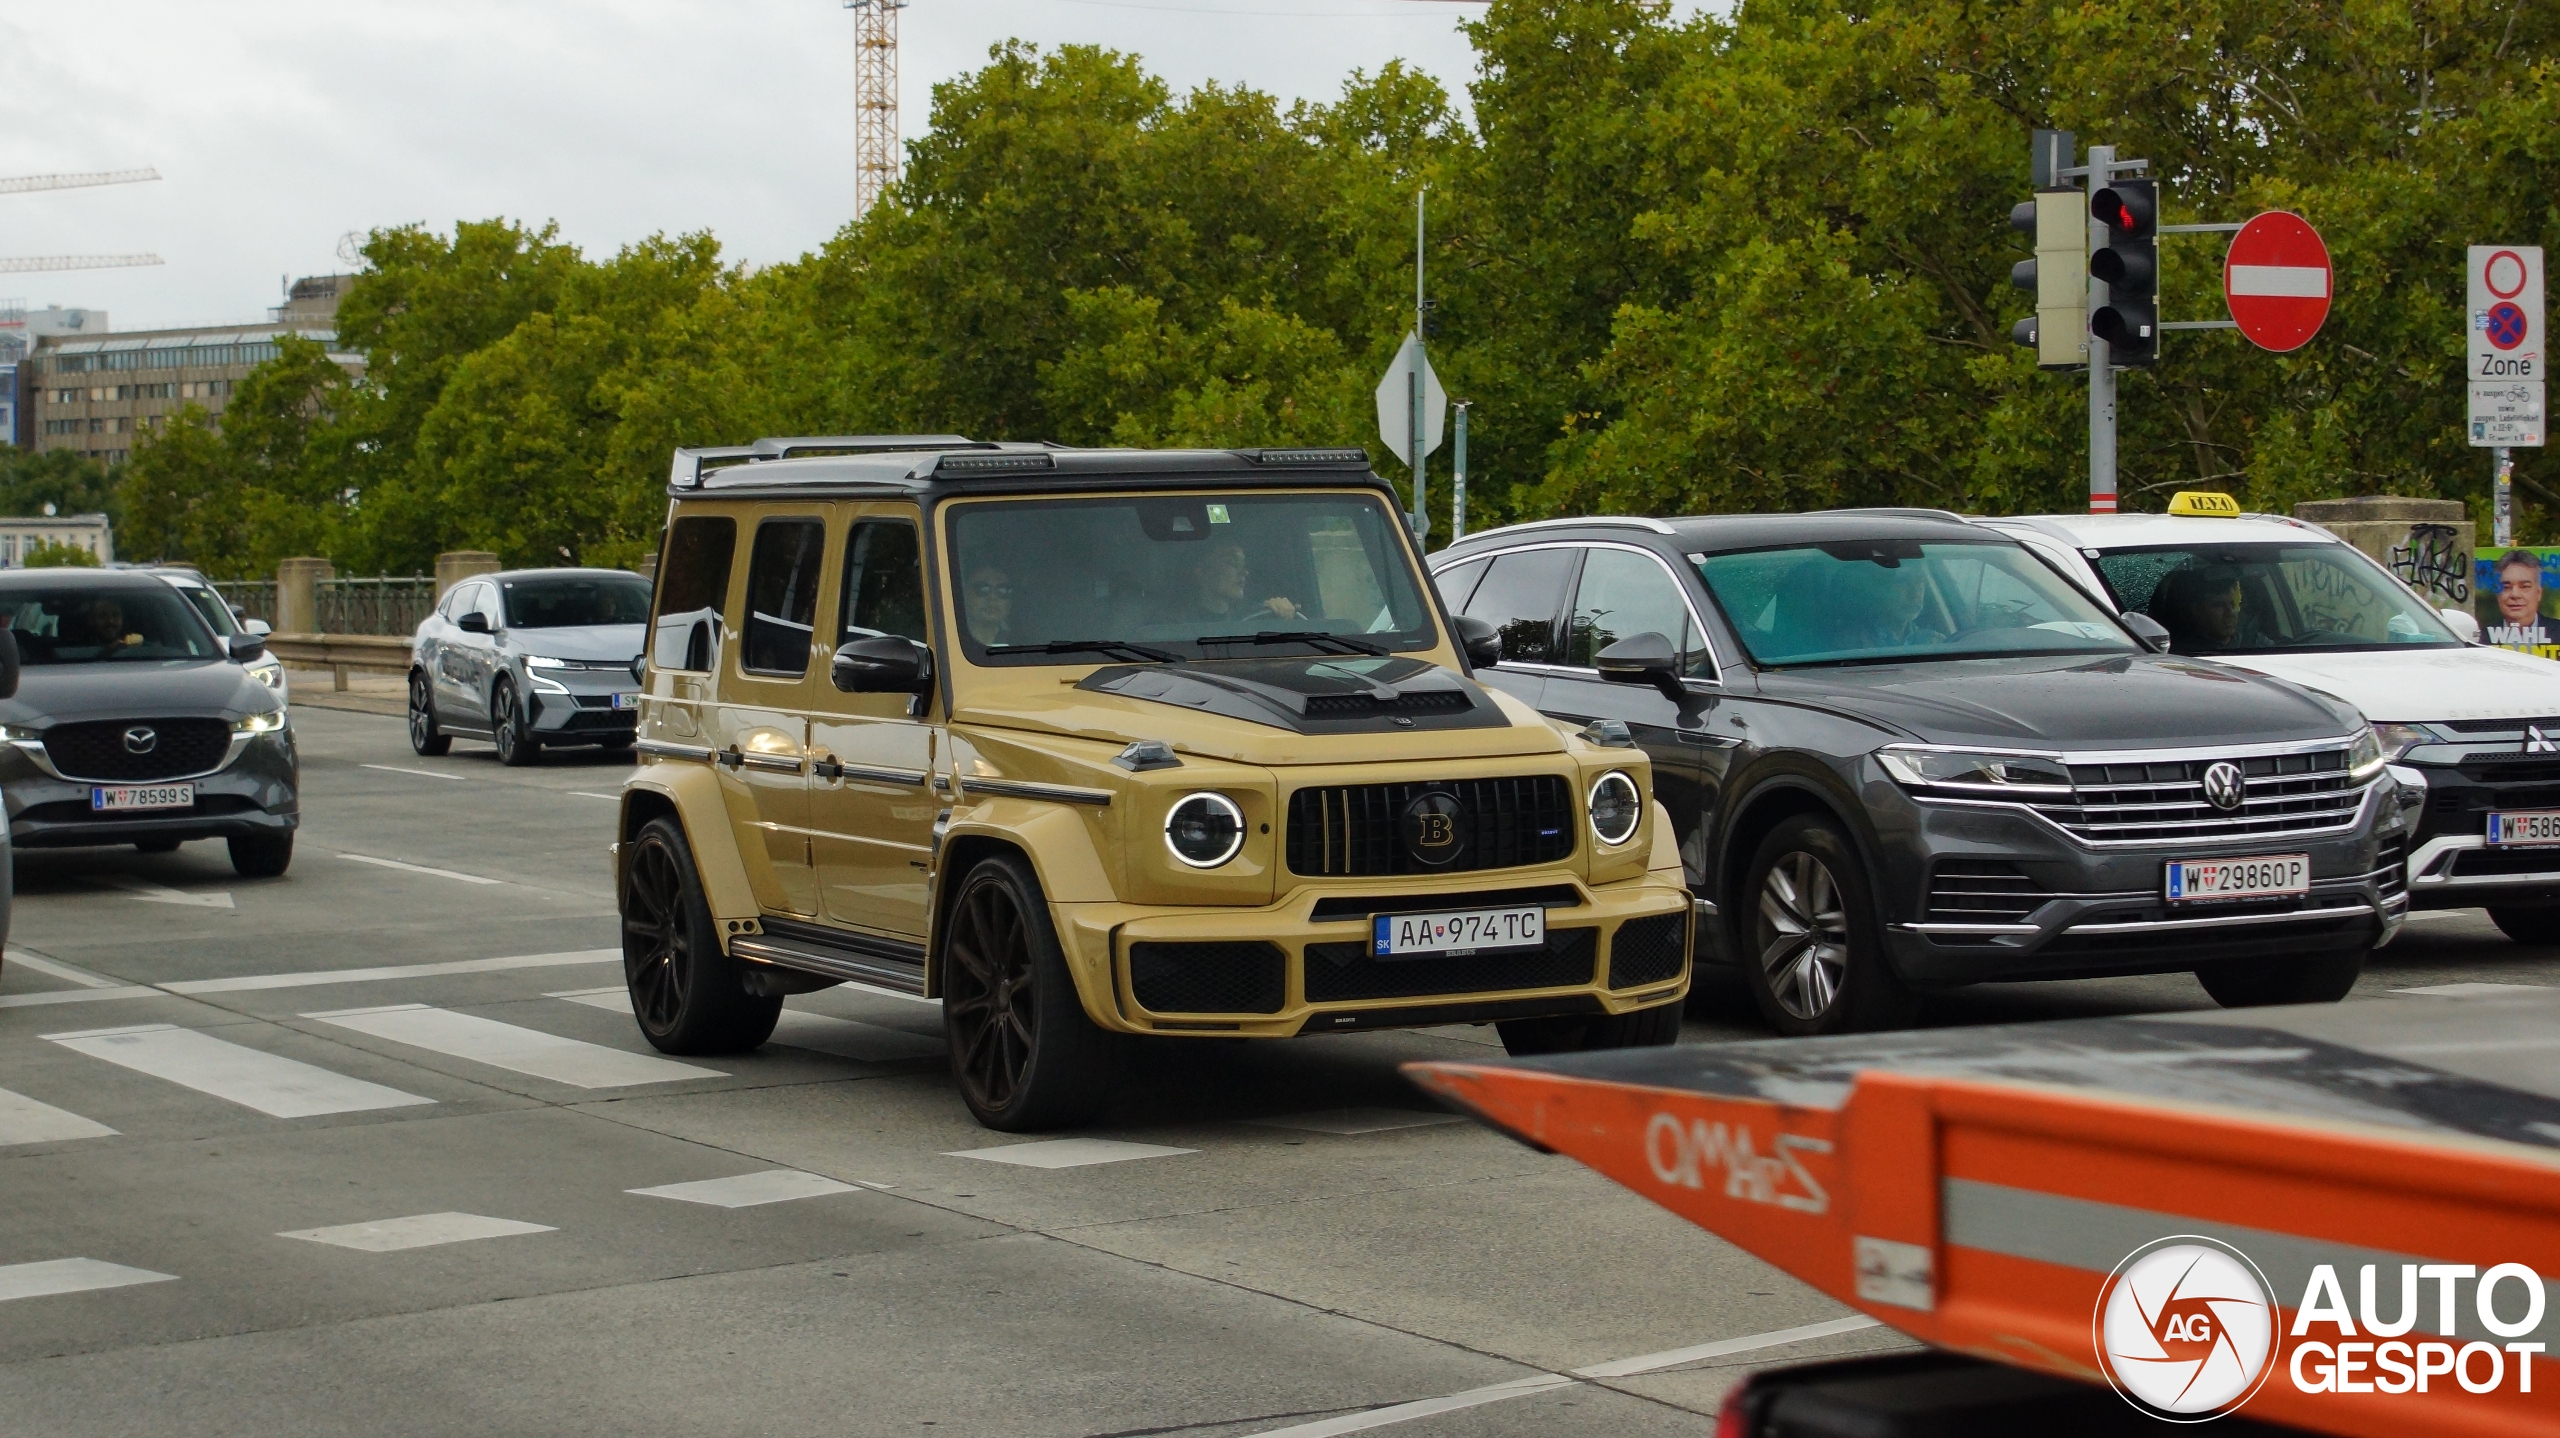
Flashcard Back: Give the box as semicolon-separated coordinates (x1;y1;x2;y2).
408;568;648;765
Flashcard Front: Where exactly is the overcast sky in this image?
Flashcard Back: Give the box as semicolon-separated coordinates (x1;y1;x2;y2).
0;0;1491;332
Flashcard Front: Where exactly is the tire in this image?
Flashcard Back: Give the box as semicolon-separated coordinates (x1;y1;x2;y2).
491;679;540;767
619;816;781;1053
1737;815;1919;1036
2195;949;2366;1007
134;839;182;854
941;852;1118;1131
227;834;293;878
408;670;451;756
2489;906;2560;945
1497;1000;1683;1056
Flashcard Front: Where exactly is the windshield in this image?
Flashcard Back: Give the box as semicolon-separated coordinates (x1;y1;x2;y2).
946;491;1437;662
0;585;225;664
501;574;652;629
2091;543;2460;655
1695;539;2138;668
171;582;241;637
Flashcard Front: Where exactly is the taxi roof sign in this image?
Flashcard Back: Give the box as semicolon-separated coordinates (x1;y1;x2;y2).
2166;490;2243;517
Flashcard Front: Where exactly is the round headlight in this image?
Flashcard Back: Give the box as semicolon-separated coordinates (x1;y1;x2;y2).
1165;791;1246;868
1588;771;1642;847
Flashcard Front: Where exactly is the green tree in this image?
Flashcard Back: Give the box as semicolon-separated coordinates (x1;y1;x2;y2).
21;539;100;568
0;447;116;523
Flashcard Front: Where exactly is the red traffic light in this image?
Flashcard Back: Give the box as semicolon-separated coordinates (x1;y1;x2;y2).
2091;180;2157;238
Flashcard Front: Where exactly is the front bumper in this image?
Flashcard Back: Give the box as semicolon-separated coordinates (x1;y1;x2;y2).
1053;870;1694;1037
2399;754;2560;909
523;666;639;744
1874;775;2405;987
3;728;299;849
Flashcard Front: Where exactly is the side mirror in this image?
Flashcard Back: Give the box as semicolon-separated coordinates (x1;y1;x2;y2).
0;628;19;701
2120;611;2173;653
227;633;267;663
2440;607;2483;643
243;618;273;638
1452;614;1503;668
832;635;934;694
456;612;491;635
1596;631;1685;698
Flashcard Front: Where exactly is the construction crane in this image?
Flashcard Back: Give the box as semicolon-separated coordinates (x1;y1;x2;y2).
843;0;907;216
2;166;164;275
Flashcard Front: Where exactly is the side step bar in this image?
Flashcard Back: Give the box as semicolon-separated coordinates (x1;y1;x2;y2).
732;918;928;996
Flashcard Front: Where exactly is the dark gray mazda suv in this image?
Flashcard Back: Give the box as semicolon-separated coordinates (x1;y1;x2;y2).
1429;511;2410;1034
0;569;298;876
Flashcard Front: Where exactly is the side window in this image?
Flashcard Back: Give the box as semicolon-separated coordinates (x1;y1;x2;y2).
740;517;827;676
840;519;927;645
1460;548;1573;666
652;516;737;671
1433;557;1490;613
465;582;502;627
1566;548;1714;677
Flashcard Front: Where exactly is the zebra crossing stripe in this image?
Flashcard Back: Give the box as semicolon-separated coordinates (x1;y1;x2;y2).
41;1024;435;1118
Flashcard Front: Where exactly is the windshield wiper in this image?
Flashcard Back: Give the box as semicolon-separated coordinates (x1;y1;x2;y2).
1195;630;1387;656
983;639;1183;664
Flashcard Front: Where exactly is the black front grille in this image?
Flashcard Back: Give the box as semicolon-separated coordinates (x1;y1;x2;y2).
2453;848;2560;878
1303;927;1597;1001
2454;758;2560;785
1301;691;1474;718
1307;884;1582;924
2377;838;2408;903
2444;717;2560;734
1130;942;1286;1014
2039;747;2363;844
1286;776;1576;877
1927;861;2047;924
42;719;232;781
1607;914;1688;988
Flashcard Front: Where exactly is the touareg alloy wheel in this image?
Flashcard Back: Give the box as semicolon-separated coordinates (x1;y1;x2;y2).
1741;815;1917;1036
620;816;779;1053
941;853;1116;1131
408;671;451;756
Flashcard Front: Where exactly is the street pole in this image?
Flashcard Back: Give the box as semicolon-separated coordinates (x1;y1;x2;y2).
2498;446;2516;546
1453;402;1470;540
1410;188;1429;540
2086;143;2117;514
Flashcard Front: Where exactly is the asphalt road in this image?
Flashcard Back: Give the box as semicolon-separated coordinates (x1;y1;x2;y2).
0;703;2550;1437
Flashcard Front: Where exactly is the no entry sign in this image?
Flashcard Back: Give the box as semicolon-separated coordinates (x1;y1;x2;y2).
2223;211;2332;352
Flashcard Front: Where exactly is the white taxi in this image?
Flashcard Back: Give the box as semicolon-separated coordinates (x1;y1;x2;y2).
1981;495;2560;944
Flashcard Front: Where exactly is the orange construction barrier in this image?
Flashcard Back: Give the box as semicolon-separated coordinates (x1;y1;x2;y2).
1406;996;2560;1435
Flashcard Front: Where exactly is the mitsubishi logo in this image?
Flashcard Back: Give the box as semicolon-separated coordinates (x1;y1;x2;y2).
2528;726;2558;755
122;726;157;755
2201;761;2246;811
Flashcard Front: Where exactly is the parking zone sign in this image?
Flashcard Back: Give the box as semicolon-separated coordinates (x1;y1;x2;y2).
2470;245;2545;447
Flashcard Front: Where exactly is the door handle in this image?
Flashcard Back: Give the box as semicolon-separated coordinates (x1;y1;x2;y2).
1676;731;1740;747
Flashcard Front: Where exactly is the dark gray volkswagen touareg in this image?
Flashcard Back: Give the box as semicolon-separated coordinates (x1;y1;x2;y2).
1428;511;2410;1034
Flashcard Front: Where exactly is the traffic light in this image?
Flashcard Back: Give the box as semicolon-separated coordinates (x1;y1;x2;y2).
2009;191;2088;369
2089;177;2158;366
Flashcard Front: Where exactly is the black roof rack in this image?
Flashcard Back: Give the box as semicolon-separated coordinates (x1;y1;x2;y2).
668;435;984;488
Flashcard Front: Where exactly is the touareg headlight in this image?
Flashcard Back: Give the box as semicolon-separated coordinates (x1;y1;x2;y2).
1165;792;1245;868
1588;771;1642;847
1877;747;2073;792
2348;727;2387;781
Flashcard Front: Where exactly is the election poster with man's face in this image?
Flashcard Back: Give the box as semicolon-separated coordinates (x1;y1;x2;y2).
2479;548;2560;657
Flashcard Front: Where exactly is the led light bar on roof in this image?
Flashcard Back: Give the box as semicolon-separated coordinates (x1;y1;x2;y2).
1240;447;1370;466
933;452;1056;475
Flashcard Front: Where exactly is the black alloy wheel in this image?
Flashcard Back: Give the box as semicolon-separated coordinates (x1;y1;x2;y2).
1738;815;1918;1036
2194;949;2366;1007
941;852;1116;1131
408;670;451;756
619;815;779;1053
491;678;539;767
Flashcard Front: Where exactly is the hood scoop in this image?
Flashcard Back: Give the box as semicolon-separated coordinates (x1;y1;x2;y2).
1077;655;1510;735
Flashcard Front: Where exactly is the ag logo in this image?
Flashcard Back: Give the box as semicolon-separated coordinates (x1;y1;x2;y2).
2201;761;2247;812
2095;1236;2278;1421
1399;791;1467;868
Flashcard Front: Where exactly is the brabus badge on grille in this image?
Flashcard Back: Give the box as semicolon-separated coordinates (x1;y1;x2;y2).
2528;726;2558;755
122;726;157;755
2202;760;2246;811
1400;791;1467;867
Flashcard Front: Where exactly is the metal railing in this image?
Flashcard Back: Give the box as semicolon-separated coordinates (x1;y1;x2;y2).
209;580;277;628
314;576;435;637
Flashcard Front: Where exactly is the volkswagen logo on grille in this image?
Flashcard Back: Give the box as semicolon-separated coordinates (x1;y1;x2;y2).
1400;791;1468;868
122;725;158;755
2201;760;2246;811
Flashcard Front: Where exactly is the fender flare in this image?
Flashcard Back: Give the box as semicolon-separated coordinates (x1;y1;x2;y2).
619;766;760;924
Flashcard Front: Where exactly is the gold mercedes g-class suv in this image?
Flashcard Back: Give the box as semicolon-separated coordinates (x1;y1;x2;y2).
615;438;1692;1129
